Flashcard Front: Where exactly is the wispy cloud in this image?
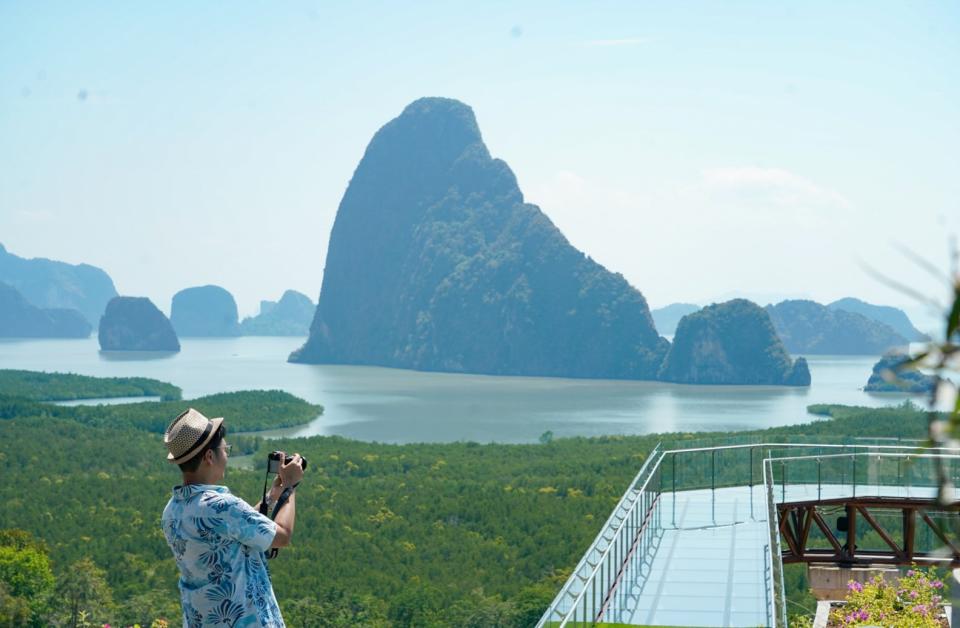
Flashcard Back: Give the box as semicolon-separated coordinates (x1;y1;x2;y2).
583;37;651;47
701;166;851;210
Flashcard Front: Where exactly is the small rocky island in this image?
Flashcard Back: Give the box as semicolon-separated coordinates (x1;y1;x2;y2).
291;97;669;379
766;299;907;355
864;353;935;393
240;290;315;336
659;299;810;386
98;297;180;351
0;282;92;338
170;285;240;337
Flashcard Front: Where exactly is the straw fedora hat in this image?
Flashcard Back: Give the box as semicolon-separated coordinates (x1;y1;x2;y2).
164;408;224;464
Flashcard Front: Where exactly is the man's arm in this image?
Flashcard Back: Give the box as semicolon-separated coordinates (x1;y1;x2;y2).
271;489;296;548
255;476;283;513
270;452;303;548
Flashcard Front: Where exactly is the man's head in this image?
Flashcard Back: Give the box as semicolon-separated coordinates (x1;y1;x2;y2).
164;408;230;481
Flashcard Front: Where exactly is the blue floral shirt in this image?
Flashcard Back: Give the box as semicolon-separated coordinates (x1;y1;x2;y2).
162;484;284;627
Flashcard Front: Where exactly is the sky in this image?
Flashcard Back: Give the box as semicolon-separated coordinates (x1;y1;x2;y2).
1;1;958;332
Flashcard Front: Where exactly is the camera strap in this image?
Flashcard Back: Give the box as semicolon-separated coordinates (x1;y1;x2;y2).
259;469;300;560
259;469;280;560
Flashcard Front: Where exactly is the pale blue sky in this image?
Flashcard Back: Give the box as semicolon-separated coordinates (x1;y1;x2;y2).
1;1;957;331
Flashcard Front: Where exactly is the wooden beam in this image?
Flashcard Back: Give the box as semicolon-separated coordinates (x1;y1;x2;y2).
845;504;857;561
798;506;814;557
856;505;904;559
920;510;960;558
811;509;844;553
904;508;916;562
779;511;803;558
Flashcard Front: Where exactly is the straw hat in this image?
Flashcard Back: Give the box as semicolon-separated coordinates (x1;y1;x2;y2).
164;408;224;464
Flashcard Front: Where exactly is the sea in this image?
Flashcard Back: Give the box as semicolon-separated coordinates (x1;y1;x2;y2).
0;336;920;444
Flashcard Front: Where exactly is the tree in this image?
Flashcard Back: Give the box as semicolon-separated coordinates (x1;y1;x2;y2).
51;557;114;628
0;581;32;628
0;531;55;626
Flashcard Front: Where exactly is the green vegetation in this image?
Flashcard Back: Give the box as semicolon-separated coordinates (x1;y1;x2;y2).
0;387;320;436
0;369;942;626
0;369;181;401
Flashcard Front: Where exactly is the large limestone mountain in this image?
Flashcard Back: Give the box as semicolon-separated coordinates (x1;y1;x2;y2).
291;98;669;378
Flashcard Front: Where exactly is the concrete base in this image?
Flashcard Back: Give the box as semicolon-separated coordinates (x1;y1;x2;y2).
808;564;900;601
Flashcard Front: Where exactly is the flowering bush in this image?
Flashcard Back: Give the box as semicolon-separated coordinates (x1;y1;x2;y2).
828;567;947;627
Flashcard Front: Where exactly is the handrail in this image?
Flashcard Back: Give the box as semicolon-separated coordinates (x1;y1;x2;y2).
661;441;960;456
535;443;664;627
554;449;664;626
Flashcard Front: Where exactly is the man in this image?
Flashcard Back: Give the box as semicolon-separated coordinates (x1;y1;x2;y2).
161;408;303;627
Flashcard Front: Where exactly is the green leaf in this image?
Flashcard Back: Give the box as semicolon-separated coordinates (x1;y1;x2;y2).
947;286;960;339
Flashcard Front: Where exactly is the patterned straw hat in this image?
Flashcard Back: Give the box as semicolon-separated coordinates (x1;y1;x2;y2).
164;408;224;464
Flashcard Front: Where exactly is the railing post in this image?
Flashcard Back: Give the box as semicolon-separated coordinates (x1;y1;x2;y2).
852;454;857;498
817;456;822;502
781;460;786;503
672;453;676;496
749;446;754;489
712;449;716;491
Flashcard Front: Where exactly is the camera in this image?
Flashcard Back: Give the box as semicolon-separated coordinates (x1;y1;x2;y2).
267;451;308;474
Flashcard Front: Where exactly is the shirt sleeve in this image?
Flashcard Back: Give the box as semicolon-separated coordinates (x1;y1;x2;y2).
217;493;278;552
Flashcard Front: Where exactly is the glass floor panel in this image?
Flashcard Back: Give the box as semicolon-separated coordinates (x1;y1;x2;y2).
602;485;772;627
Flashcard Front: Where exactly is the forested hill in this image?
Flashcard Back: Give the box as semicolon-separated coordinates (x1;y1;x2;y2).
291;97;668;380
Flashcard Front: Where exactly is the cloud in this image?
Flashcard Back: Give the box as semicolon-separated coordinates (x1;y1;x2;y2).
701;166;851;210
583;37;650;47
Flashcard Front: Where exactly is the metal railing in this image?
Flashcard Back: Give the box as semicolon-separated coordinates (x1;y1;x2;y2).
535;444;664;627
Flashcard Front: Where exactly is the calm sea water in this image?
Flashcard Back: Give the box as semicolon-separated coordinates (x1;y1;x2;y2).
0;336;916;444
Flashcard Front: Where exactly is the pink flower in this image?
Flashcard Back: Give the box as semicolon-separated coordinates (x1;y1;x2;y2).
913;604;929;615
910;590;919;599
847;580;864;592
907;569;916;576
932;579;943;589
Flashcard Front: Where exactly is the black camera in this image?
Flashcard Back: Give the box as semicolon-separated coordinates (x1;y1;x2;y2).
267;451;308;474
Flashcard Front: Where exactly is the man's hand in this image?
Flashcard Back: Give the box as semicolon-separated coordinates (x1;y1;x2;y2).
278;452;304;488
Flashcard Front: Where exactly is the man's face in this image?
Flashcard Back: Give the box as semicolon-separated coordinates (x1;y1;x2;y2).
208;441;230;480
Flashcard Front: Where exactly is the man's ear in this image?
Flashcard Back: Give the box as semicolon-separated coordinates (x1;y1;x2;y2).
203;448;215;466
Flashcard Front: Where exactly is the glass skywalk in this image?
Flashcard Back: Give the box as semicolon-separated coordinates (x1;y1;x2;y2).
537;440;960;628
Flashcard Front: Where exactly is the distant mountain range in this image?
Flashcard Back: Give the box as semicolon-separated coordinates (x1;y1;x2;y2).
654;298;923;356
651;303;699;337
0;242;116;327
766;300;907;355
0;282;92;338
828;297;928;342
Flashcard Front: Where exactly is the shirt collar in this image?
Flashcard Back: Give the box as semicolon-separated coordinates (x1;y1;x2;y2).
172;483;231;499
